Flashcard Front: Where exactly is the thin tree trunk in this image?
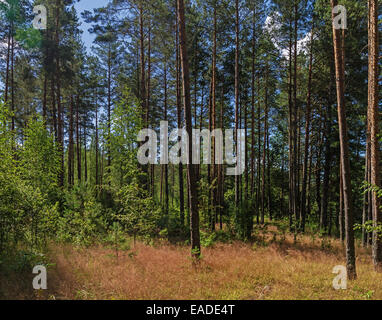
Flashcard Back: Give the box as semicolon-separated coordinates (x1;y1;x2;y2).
95;89;99;189
164;64;169;215
51;77;58;142
76;96;81;183
300;25;314;232
43;75;48;126
177;0;200;259
4;27;11;103
68;96;74;187
331;0;357;280
368;0;382;272
256;74;262;225
321;99;332;232
55;0;64;188
11;23;15;133
340;162;344;242
175;1;185;226
234;0;240;209
84;124;88;182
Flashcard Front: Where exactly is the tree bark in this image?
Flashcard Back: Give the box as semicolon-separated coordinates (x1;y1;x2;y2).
68;96;74;187
300;25;314;232
368;0;382;272
175;1;185;225
76;96;81;183
177;0;200;259
331;0;357;280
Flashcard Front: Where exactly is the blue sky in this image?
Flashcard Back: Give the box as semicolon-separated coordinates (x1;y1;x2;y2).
74;0;109;50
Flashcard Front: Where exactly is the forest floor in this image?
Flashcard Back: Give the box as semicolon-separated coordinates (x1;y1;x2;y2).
2;230;382;300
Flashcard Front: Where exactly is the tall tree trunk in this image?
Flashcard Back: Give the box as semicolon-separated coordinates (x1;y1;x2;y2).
321;99;332;232
368;0;382;272
55;0;64;188
261;66;269;225
234;0;240;209
288;18;295;231
84;125;88;182
175;2;185;225
43;74;48;127
300;25;314;232
292;0;299;226
340;162;345;242
177;0;200;259
68;96;74;187
95;89;99;189
249;7;256;237
107;43;112;180
219;87;224;230
51;77;58;142
147;22;155;198
164;64;169;215
139;3;146;125
331;0;356;280
76;96;81;183
211;1;218;231
11;23;15;133
363;131;371;246
4;26;11;103
256;74;262;225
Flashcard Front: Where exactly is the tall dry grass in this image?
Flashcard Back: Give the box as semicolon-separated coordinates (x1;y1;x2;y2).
2;232;382;300
24;234;382;300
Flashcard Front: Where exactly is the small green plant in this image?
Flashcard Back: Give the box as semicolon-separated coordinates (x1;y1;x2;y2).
361;290;375;300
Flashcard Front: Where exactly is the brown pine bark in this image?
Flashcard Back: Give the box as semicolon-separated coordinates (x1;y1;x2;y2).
68;96;75;187
234;0;240;208
163;65;169;215
175;2;185;225
84;125;88;183
340;162;344;242
249;7;256;237
218;87;224;230
321;97;332;232
256;74;262;225
76;96;81;183
51;77;58;141
177;0;200;259
55;0;64;188
261;64;269;225
368;0;382;272
95;89;99;189
300;25;314;232
211;1;217;231
331;0;356;280
288;17;295;231
139;3;146;125
147;22;155;198
4;27;11;104
10;23;15;133
43;75;48;126
292;0;299;225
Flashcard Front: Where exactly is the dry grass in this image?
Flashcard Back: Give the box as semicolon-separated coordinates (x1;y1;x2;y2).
2;233;382;300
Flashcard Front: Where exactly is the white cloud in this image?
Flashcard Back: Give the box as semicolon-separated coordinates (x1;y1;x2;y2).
264;12;312;60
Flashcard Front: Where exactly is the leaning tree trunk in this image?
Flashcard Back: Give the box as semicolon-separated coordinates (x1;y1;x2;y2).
177;0;200;259
331;0;357;280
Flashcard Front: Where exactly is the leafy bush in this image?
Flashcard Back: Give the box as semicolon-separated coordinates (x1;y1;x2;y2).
57;186;108;246
114;181;161;242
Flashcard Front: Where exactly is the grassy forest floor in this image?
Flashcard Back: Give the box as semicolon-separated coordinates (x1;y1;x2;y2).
2;226;382;300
